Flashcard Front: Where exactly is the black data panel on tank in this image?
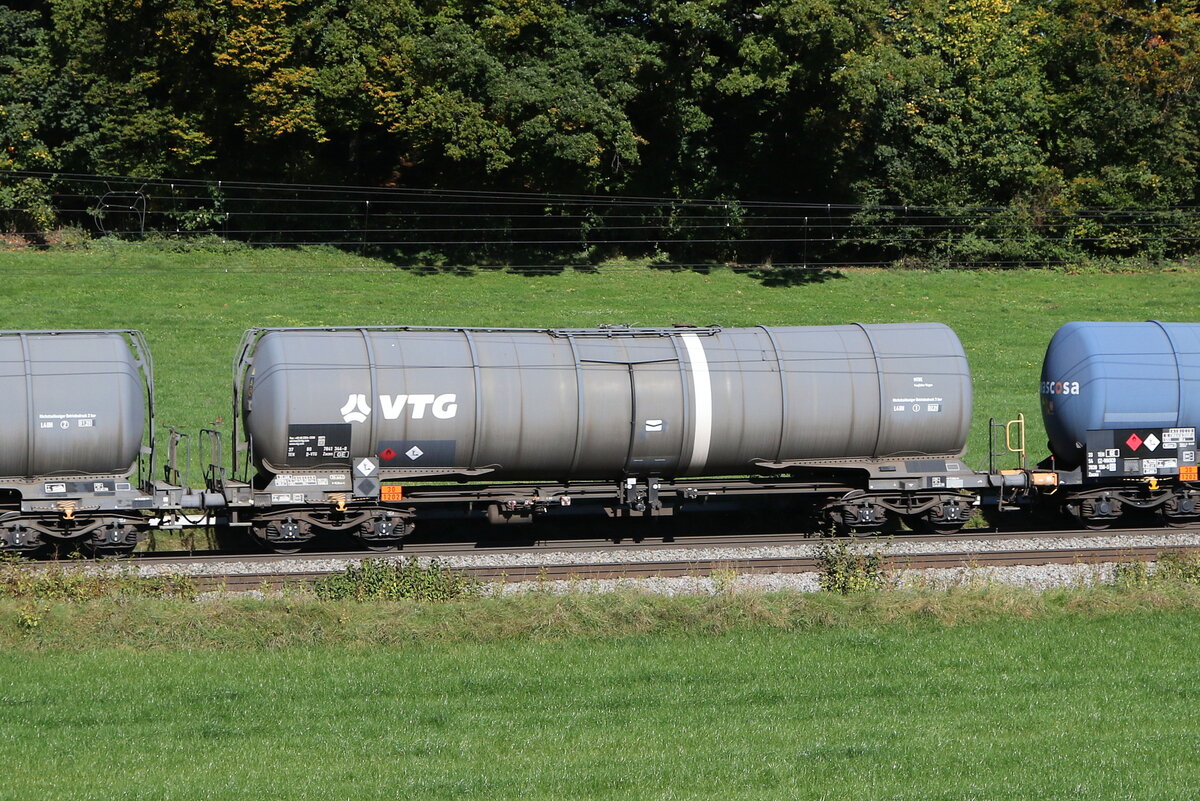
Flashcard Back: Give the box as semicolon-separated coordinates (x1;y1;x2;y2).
286;424;352;465
1084;427;1198;481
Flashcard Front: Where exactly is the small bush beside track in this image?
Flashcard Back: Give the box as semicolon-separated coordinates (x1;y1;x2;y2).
312;557;479;602
1112;551;1200;589
815;541;887;594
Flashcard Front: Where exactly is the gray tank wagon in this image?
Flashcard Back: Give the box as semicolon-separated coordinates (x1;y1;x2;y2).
0;330;163;552
211;324;985;550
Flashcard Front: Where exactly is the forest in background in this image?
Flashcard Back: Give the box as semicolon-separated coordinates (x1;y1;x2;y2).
3;0;1200;266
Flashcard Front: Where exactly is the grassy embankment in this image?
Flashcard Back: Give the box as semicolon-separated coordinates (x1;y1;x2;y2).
2;597;1200;799
3;246;1199;799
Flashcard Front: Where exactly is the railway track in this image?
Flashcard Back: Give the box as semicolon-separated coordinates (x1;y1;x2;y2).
98;525;1200;593
131;523;1200;563
191;543;1199;593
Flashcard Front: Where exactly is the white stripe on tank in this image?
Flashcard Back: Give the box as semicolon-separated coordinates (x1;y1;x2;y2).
682;333;712;475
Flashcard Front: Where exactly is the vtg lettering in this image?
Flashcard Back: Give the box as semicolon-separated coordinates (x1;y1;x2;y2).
379;393;458;419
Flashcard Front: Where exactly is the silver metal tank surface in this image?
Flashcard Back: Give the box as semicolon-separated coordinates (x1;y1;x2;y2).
0;331;146;478
240;324;972;480
1041;321;1200;469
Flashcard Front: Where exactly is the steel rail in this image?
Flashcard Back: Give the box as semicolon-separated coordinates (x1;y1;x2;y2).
125;524;1200;568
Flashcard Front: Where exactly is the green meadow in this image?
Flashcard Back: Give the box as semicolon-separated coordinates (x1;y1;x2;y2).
2;243;1195;472
2;600;1199;800
3;246;1200;799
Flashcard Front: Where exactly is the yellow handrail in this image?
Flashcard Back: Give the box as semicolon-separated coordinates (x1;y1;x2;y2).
1005;413;1027;469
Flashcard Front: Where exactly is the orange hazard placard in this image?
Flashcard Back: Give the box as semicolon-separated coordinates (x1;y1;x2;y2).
381;485;404;501
1181;466;1199;482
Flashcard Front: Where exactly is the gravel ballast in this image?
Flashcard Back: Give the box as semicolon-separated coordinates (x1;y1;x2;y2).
95;531;1200;596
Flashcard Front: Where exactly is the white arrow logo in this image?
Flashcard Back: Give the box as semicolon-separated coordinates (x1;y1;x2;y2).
340;394;371;423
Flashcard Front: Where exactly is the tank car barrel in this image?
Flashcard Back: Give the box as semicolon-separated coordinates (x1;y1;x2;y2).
1039;321;1200;529
1042;321;1200;471
238;323;973;483
0;330;156;554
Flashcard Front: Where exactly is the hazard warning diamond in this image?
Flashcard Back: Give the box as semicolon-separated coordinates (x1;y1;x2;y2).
1144;433;1161;452
379;447;397;462
405;446;424;461
1126;433;1144;451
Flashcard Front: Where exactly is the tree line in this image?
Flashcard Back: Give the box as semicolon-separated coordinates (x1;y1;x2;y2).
2;0;1199;265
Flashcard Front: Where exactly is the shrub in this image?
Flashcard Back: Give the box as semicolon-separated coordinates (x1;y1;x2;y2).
1112;559;1152;589
1153;551;1200;585
816;541;885;594
312;558;478;602
1113;551;1200;589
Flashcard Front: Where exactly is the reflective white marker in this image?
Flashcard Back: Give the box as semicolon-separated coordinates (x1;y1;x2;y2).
681;333;712;475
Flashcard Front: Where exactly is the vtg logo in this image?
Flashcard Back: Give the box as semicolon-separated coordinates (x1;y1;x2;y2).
340;394;371;423
340;393;458;423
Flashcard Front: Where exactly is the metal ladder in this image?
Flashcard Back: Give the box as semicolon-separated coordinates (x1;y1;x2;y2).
989;414;1028;511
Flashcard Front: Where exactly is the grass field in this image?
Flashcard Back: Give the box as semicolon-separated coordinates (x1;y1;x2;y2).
2;604;1199;800
1;243;1196;473
3;245;1200;798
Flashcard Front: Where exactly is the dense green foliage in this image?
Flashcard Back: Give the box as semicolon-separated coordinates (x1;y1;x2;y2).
3;0;1200;264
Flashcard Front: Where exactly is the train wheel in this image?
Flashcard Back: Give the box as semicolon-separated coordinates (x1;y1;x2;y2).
1160;494;1200;529
908;517;966;536
908;501;972;536
1160;511;1200;529
826;498;888;536
0;525;43;554
1065;502;1113;531
83;521;142;557
357;514;409;552
252;519;311;554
